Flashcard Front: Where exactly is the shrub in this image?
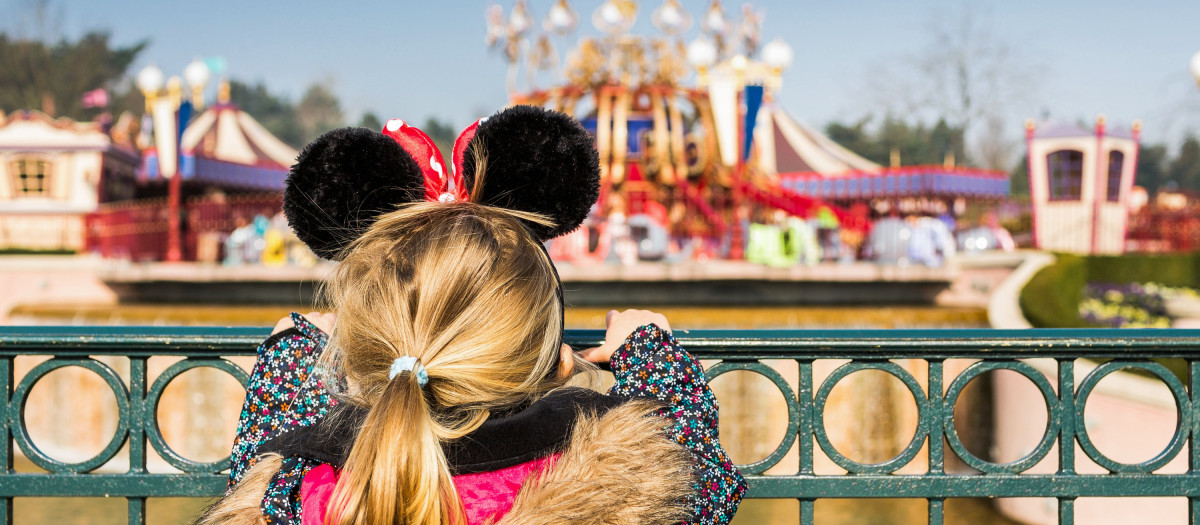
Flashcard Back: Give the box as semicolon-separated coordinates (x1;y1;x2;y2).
1086;253;1197;288
1020;253;1093;328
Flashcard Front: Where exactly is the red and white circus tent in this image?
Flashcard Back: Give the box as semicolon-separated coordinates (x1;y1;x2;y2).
142;104;298;192
758;106;1009;201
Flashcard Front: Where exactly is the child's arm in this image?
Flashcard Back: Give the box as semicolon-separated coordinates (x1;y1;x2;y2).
228;312;335;488
584;311;747;525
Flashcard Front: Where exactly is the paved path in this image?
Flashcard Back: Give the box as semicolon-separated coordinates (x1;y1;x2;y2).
984;251;1055;329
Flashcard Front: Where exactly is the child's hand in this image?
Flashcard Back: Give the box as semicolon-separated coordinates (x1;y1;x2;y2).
577;309;671;364
270;312;337;336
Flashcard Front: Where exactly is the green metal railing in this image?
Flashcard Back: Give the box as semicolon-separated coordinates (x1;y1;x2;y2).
0;326;1199;524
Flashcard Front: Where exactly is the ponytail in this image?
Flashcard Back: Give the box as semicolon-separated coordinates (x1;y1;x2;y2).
321;203;575;524
327;370;463;525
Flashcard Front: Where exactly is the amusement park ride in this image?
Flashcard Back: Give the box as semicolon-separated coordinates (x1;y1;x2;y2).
75;0;1008;268
0;0;1025;306
487;0;1008;265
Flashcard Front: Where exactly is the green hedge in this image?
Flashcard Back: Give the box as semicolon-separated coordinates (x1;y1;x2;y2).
1086;253;1198;288
1020;254;1092;328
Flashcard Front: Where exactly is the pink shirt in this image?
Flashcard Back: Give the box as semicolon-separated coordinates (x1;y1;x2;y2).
300;455;559;525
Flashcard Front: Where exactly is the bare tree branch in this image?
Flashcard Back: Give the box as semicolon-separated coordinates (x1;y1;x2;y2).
863;6;1041;169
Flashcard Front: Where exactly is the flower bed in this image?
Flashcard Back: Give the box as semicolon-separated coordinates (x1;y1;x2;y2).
1076;282;1195;328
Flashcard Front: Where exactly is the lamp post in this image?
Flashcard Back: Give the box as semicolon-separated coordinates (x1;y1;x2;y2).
686;37;718;86
686;31;792;260
136;58;210;262
1191;51;1200;89
761;38;793;90
184;57;212;110
729;53;748;259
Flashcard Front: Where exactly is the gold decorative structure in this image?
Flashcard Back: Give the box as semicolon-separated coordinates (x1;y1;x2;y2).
486;0;795;246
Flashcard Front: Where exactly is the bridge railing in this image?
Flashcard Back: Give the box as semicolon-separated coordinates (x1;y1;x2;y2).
0;327;1198;525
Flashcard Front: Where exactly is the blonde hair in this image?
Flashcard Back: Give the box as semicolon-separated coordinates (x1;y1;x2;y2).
321;192;584;525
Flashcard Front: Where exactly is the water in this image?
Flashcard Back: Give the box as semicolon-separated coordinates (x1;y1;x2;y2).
13;304;1017;524
12;303;989;329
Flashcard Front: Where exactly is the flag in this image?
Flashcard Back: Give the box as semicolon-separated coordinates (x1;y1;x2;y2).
742;84;764;161
177;101;195;179
81;88;109;108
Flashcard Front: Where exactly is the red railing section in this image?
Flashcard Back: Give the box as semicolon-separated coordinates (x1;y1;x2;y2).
85;193;283;262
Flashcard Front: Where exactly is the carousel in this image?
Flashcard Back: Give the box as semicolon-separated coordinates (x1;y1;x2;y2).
86;78;300;264
487;0;1009;266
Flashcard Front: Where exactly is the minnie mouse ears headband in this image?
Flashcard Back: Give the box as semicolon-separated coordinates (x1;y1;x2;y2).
283;105;601;260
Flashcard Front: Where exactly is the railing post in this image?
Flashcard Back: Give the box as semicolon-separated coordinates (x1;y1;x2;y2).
927;359;945;525
927;359;945;474
1058;358;1076;525
128;356;147;474
1191;360;1199;525
0;357;11;525
128;499;145;525
128;356;147;525
797;359;814;525
797;359;814;475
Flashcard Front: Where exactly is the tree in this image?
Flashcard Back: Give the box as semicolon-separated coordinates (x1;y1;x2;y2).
421;117;457;146
419;117;459;167
229;80;304;147
863;7;1038;169
296;82;343;144
1168;136;1200;193
1135;144;1169;194
4;0;63;42
824;115;966;167
356;112;382;131
0;31;146;120
1009;158;1029;197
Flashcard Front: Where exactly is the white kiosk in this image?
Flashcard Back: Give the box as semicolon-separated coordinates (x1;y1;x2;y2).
0;110;140;251
1025;117;1140;254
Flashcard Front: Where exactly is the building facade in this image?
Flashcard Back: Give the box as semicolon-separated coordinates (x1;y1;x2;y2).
0;110;139;251
1026;118;1139;254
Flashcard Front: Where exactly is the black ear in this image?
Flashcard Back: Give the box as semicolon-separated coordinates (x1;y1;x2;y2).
461;105;600;241
283;127;425;260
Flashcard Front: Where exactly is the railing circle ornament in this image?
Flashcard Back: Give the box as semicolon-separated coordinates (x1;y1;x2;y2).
812;361;929;474
8;358;130;473
145;358;249;474
705;361;800;475
942;360;1061;473
1074;360;1192;473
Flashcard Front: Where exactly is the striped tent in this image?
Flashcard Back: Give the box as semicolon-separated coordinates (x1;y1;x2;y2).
143;104;298;192
755;107;881;175
755;105;1008;200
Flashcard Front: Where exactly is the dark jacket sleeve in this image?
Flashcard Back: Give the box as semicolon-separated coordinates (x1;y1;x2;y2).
607;324;747;525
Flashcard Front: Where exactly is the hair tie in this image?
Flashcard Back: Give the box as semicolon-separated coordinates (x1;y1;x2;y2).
389;356;429;387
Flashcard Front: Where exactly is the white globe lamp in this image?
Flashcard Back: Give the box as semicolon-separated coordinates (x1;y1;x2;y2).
136;64;164;95
183;57;211;108
183;57;211;90
686;37;718;70
1191;50;1200;88
762;38;794;72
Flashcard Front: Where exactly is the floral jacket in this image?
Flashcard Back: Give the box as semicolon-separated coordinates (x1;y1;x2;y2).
226;312;746;524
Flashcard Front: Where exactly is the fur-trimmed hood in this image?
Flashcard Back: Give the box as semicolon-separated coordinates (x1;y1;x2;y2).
199;400;694;525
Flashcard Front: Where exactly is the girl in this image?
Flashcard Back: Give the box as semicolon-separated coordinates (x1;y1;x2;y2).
201;106;745;525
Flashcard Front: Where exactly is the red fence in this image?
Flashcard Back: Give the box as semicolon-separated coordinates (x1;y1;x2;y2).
1125;206;1200;253
86;193;283;262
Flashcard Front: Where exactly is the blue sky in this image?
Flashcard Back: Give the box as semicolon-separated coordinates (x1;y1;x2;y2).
5;0;1200;152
